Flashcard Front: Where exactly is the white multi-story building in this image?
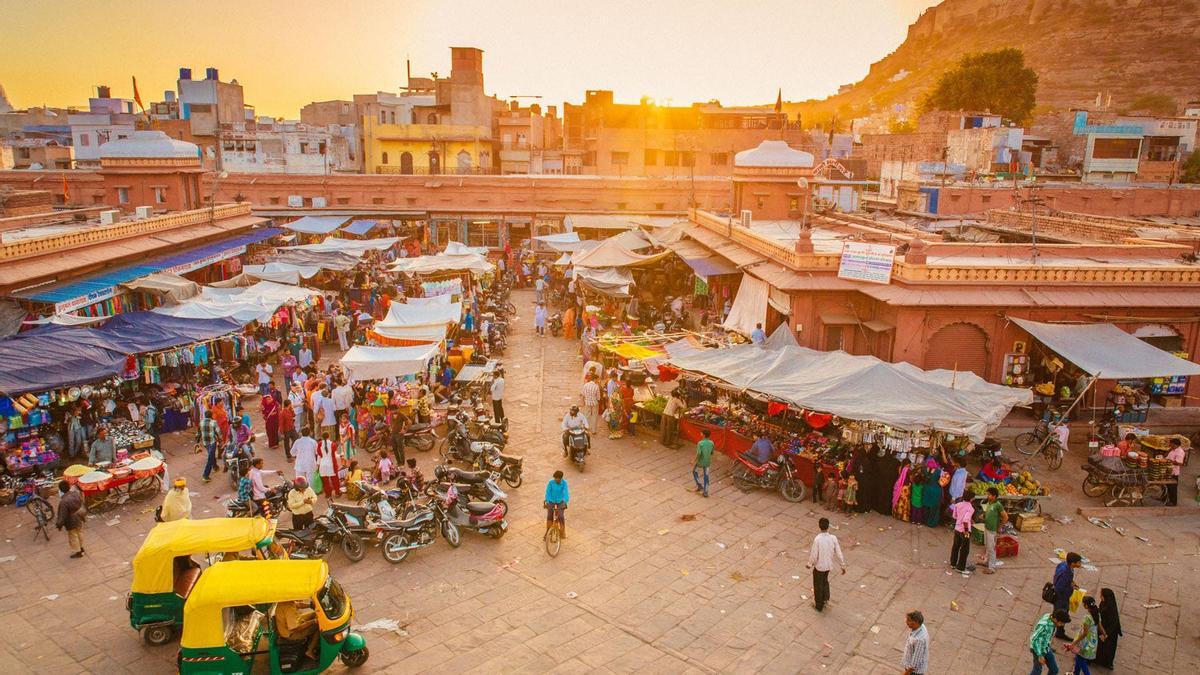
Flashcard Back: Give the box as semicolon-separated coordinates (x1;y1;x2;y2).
67;86;136;167
220;119;354;174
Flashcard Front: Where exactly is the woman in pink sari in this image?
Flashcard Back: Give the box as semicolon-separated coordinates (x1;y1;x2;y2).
261;395;281;449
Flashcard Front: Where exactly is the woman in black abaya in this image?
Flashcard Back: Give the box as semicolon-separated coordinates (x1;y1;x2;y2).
1093;587;1122;669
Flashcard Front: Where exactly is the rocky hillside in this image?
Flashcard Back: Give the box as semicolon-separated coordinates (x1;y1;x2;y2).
790;0;1200;122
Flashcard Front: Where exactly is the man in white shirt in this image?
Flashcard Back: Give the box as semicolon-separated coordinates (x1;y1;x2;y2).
561;405;589;457
901;610;930;675
287;383;306;433
318;388;337;439
298;346;314;369
750;322;767;345
331;381;354;415
490;369;506;423
660;390;684;448
534;276;546;303
256;362;274;396
335;311;351;351
805;517;846;612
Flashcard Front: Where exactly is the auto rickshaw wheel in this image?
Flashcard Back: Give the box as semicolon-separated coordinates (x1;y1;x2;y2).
142;623;174;646
340;646;369;667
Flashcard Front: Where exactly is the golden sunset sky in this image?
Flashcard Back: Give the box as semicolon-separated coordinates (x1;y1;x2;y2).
1;0;939;118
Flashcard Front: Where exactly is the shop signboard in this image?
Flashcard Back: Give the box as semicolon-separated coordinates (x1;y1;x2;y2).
837;242;896;285
163;245;246;275
55;286;117;314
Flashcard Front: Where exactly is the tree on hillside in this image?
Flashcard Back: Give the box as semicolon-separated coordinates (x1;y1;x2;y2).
921;48;1038;124
1180;152;1200;184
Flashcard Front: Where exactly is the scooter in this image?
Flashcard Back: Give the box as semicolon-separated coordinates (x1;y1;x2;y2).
442;484;508;539
565;428;590;471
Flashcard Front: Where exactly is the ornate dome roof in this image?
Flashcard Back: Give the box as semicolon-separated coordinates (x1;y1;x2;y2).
734;140;814;168
99;130;199;160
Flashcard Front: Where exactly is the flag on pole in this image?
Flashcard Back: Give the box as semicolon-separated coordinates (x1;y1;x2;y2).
774;88;782;114
61;173;70;204
131;76;145;113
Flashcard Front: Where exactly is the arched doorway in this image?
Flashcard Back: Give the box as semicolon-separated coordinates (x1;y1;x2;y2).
399;152;413;175
924;322;989;377
428;151;441;174
381;151;389;165
456;150;472;174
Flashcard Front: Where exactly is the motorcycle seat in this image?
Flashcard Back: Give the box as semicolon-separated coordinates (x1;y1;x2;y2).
465;501;497;515
739;451;768;467
498;453;522;466
406;423;432;434
449;468;490;484
333;503;370;520
468;441;494;453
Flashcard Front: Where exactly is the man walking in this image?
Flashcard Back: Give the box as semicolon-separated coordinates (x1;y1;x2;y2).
949;494;974;574
581;374;601;431
55;480;85;559
693;429;714;497
490;369;506;423
1030;609;1071;674
901;610;930;675
335;310;351;351
1052;552;1082;639
200;411;220;483
806;517;845;612
979;486;1005;574
1165;437;1185;505
256;361;273;397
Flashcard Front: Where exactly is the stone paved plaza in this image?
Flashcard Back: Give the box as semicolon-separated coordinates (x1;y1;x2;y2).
0;289;1197;674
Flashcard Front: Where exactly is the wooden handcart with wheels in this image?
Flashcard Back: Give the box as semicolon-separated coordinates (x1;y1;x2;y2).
1080;461;1169;507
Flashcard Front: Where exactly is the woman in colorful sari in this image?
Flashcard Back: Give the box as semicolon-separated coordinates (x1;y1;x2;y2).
261;395;281;450
921;459;943;528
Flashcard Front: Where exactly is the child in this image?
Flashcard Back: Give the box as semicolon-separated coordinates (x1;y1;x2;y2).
844;475;859;513
374;450;394;484
1066;595;1101;675
345;460;364;500
404;457;424;491
825;471;843;510
835;472;848;512
338;413;356;460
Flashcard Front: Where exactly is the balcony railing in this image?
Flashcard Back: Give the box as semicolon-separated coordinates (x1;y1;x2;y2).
376;166;499;175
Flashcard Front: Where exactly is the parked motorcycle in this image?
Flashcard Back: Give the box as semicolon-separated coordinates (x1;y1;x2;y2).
224;481;289;518
731;452;806;502
442;484;508;539
564;428;589;471
275;514;344;560
440;415;503;463
378;497;459;563
430;465;508;507
474;445;524;489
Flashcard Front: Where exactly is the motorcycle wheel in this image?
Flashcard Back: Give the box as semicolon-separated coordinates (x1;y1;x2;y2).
489;524;507;539
442;521;461;548
409;434;435;453
341;536;366;562
503;472;522;489
340;647;369;668
731;465;753;487
382;533;410;564
1081;472;1107;497
142;624;175;646
778;478;806;503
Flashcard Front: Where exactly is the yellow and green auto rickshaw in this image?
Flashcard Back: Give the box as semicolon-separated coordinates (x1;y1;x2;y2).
129;517;281;646
178;559;368;674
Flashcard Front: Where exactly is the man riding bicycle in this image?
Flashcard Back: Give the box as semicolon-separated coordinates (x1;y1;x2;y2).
544;470;570;538
561;405;590;457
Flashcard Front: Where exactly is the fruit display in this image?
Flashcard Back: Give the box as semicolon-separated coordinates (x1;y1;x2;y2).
640;396;667;415
970;471;1047;497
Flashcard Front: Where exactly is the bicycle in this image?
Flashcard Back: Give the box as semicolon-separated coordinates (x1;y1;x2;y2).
1014;418;1065;471
15;480;54;542
544;503;566;557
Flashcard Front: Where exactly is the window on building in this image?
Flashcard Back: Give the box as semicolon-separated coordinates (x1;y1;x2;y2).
789;197;799;212
468;221;502;248
299;142;309;154
318;142;327;155
1092;137;1141;160
710;152;728;166
373;197;385;205
117;187;129;204
583;151;596;167
223;141;235;151
379;111;386;124
336;197;349;205
92;194;104;205
756;195;766;209
681;151;695;167
456;149;473;174
611;151;629;166
80;134;90;147
381;151;389;165
655;202;665;211
664;151;679;167
153;187;166;204
644;149;657;166
427;113;438;124
269;196;281;205
388;111;396;124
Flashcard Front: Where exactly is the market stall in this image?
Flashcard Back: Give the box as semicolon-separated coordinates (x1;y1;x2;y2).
369;302;462;346
340;344;440;383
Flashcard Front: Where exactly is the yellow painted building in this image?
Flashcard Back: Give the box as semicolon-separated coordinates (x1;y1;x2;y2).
363;116;493;175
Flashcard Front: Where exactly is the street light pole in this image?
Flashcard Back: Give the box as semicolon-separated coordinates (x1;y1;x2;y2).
797;177;810;231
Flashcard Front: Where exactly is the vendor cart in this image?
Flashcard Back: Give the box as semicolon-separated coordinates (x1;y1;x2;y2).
1080;457;1173;506
74;459;165;513
969;490;1048;517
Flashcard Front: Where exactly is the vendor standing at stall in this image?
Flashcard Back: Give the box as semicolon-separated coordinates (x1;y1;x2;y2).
1165;437;1186;506
88;427;115;465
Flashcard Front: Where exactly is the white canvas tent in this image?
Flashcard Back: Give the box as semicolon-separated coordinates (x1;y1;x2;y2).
340;344;439;382
1012;318;1200;379
390;253;493;275
442;241;489;255
152;281;319;324
722;274;769;336
370;301;462;344
281;237;400;255
669;344;1032;441
403;294;453;306
242;262;324;285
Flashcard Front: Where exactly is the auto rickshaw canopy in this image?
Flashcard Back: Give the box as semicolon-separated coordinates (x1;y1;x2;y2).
180;559;330;649
131;517;275;594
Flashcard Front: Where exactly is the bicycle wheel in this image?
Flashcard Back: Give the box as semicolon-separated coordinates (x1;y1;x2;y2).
1013;432;1041;456
1046;446;1063;471
544;525;561;558
26;496;53;524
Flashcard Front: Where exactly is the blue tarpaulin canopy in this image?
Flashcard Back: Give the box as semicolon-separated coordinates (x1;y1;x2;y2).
0;312;245;395
341;220;380;236
282;216;351;235
13;228;284;304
